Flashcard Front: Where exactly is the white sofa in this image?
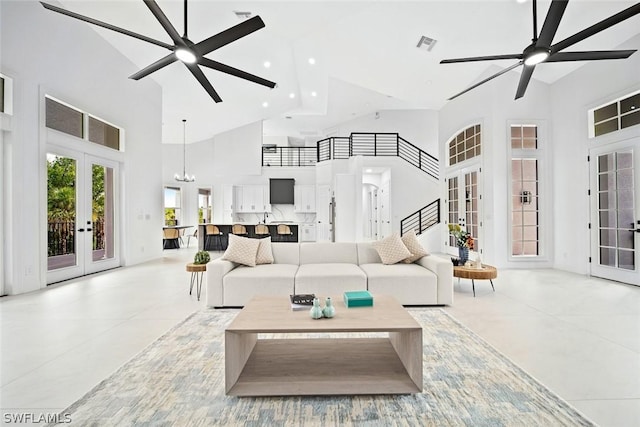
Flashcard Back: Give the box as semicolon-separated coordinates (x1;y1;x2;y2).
206;242;453;307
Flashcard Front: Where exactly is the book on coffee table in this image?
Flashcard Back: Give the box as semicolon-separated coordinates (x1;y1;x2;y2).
290;294;315;311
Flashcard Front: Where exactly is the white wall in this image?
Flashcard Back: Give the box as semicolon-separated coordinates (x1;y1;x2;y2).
439;65;552;269
1;1;163;295
549;34;640;274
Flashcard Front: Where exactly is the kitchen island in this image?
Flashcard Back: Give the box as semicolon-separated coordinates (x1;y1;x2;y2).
198;223;299;251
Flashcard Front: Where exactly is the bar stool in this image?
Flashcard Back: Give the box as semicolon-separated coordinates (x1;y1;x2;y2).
186;263;206;301
255;224;270;238
205;225;223;251
276;224;293;242
232;224;248;236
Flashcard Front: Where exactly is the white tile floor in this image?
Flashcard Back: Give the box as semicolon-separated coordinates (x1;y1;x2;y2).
1;247;639;426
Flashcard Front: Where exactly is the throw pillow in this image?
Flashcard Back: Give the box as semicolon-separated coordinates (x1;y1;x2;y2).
372;233;412;265
222;234;260;267
256;237;274;265
401;230;429;263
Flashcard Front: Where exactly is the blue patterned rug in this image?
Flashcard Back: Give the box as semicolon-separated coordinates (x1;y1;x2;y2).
49;309;594;426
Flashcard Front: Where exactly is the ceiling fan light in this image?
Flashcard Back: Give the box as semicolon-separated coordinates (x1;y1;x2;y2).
524;49;550;66
175;48;197;64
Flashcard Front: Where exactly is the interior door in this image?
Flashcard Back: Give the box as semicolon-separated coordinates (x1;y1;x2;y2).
47;151;120;284
590;141;640;285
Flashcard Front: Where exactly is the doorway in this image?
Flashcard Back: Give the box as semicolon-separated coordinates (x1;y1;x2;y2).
46;151;120;284
589;141;639;285
446;167;482;256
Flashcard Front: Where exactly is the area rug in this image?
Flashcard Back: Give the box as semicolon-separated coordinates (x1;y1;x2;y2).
49;309;594;426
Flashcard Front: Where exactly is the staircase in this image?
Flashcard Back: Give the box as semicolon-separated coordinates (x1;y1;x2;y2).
400;199;440;236
316;132;439;180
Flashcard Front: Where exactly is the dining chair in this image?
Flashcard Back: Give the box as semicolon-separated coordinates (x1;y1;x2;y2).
162;228;180;249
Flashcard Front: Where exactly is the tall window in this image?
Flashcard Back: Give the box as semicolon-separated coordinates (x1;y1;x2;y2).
447;177;459;247
164;186;181;226
0;76;5;113
198;188;212;223
511;125;541;256
45;96;122;151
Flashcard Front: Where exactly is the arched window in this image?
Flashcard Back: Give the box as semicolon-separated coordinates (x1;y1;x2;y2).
448;124;481;166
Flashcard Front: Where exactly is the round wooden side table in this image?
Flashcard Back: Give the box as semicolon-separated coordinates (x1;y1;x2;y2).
186;263;206;301
453;264;497;297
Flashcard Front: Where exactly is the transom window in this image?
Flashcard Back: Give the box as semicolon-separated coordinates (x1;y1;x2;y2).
45;96;122;151
448;124;481;166
590;90;640;137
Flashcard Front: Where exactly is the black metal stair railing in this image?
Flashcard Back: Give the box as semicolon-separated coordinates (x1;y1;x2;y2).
314;133;439;180
400;199;440;236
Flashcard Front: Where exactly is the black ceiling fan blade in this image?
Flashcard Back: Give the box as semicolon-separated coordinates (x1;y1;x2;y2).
515;65;536;100
40;2;173;50
198;58;276;88
536;0;569;47
551;3;640;53
448;62;522;100
129;53;178;80
194;16;266;56
185;64;222;103
546;50;637;62
440;54;523;64
143;0;185;47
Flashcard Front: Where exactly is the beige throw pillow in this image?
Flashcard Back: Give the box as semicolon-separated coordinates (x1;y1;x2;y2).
222;234;260;267
256;237;274;265
401;230;429;263
372;233;412;265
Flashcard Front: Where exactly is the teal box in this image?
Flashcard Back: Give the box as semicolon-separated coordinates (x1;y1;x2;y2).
343;290;373;308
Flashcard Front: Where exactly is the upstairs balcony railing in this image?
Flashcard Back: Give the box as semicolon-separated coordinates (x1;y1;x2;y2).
316;133;439;180
262;146;317;167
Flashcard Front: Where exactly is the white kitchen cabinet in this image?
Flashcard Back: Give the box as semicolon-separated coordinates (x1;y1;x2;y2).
300;223;317;242
294;185;316;213
235;185;270;213
221;184;234;223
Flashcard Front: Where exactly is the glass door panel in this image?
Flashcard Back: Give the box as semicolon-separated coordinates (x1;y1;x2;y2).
447;167;482;255
590;143;639;285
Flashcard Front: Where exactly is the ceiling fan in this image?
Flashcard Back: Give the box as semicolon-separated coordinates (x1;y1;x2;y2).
440;0;640;100
40;0;277;103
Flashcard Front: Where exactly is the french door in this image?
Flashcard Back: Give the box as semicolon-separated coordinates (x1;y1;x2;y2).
446;166;482;256
589;141;640;285
47;150;120;284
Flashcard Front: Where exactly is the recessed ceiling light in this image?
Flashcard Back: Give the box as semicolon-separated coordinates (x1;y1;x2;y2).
311;91;317;97
263;61;271;68
308;58;316;65
516;0;527;3
289;93;296;99
262;101;269;107
365;169;373;173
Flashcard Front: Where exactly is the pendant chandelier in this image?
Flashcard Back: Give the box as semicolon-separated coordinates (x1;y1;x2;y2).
174;119;195;182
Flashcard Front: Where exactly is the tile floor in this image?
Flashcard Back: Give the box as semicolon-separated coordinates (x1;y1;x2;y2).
1;247;639;426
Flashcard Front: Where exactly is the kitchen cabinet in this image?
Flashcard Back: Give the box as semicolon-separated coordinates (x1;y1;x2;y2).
300;223;317;242
234;185;270;213
294;185;316;213
221;184;234;223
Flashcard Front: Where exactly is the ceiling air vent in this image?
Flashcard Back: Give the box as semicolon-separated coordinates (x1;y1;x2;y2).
234;11;252;19
416;36;437;52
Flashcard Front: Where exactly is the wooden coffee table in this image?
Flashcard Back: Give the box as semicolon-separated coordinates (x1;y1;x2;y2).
225;295;423;396
453;264;497;297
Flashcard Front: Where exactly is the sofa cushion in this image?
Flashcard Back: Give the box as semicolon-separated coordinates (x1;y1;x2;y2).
371;233;412;265
295;263;367;296
360;263;438;305
401;230;429;263
223;264;298;306
357;242;383;265
222;234;260;267
256;237;274;265
300;242;358;264
271;242;300;265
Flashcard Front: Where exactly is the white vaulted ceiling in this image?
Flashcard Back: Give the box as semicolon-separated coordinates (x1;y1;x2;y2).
52;0;640;144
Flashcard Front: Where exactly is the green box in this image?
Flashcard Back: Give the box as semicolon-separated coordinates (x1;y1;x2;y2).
343;290;373;307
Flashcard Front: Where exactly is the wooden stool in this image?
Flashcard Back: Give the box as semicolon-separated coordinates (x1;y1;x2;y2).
186;263;206;301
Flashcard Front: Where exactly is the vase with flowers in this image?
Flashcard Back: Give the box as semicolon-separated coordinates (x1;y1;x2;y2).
448;224;474;265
